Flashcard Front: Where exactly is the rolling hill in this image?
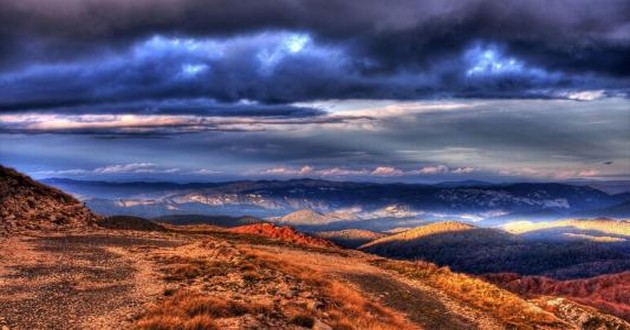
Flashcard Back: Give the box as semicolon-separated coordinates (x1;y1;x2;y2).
154;214;264;228
229;223;338;249
360;221;630;278
97;216;167;232
315;229;386;248
504;218;629;235
276;208;353;225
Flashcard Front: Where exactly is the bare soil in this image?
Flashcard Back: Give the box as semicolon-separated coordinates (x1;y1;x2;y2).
0;234;183;329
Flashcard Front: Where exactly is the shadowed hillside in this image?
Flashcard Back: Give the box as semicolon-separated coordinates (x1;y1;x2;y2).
97;216;167;232
154;214;264;228
0;165;98;235
360;221;630;278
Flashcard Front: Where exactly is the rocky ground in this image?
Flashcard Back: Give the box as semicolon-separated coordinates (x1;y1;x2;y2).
0;233;183;329
1;228;628;330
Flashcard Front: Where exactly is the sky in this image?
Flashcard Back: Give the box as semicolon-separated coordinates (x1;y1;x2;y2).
0;0;629;183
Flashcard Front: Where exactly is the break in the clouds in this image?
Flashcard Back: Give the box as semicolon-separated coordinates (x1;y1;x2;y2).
0;0;628;183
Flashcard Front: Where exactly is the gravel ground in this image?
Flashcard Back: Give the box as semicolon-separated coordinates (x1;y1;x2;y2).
0;234;182;330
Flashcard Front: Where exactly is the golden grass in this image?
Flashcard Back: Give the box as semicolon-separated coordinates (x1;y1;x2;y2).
137;290;270;330
155;255;229;282
373;259;566;329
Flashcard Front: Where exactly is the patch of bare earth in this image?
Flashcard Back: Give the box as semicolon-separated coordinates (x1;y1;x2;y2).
0;233;183;330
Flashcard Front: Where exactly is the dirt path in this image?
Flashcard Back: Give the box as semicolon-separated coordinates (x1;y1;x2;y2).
343;273;475;330
0;234;180;330
249;245;505;330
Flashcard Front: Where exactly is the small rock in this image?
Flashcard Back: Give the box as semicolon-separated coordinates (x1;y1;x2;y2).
286;289;299;298
312;319;332;330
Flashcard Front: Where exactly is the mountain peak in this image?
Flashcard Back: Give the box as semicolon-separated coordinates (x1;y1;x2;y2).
278;209;340;225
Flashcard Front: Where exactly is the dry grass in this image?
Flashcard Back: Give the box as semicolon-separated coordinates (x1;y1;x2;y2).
155;255;229;282
373;259;566;329
246;249;415;330
137;290;270;330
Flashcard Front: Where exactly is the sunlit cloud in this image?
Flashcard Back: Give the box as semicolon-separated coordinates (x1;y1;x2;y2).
259;164;478;178
33;163;180;176
371;166;404;176
0;112;369;134
497;167;601;180
561;90;607;101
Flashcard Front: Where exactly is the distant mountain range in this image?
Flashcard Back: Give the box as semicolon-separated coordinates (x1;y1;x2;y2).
42;178;630;224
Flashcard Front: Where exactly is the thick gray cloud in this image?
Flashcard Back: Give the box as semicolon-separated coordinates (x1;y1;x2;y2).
0;0;628;110
1;0;628;73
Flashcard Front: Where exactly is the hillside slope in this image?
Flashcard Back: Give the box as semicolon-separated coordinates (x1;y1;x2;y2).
503;218;630;237
484;272;630;320
360;221;629;278
155;214;263;228
230;222;338;249
0;165;98;234
316;229;386;248
359;221;483;249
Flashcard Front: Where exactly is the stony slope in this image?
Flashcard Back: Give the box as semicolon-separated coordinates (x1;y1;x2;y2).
0;165;98;235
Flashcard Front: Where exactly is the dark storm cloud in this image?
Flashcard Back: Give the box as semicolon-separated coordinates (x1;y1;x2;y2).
1;0;629;74
0;0;628;111
0;98;325;117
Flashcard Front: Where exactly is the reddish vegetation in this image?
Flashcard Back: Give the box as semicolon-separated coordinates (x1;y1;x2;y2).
230;223;337;249
483;272;630;320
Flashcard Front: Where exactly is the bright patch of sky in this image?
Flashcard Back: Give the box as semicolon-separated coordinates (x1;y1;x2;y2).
256;33;312;74
465;44;524;76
